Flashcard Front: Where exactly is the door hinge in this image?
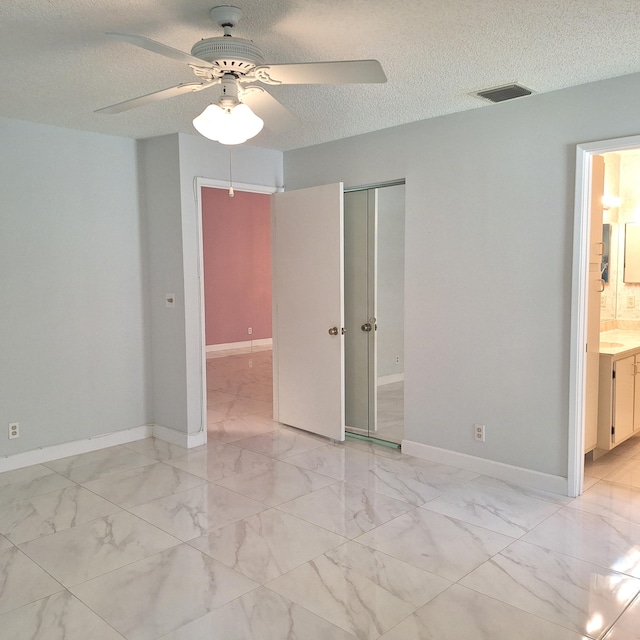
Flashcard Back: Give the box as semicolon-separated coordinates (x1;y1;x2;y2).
613;370;616;379
611;425;615;440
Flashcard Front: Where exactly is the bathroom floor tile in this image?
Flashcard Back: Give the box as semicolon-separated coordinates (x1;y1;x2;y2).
522;506;640;578
130;482;266;540
278;482;413;538
19;510;180;586
0;546;62;614
165;442;272;481
283;444;376;480
584;454;629;480
159;586;358;640
606;433;640;459
0;591;125;640
189;508;345;583
603;457;640;488
233;429;327;460
215;459;335;506
267;541;450;639
82;462;207;509
422;476;561;537
355;508;514;581
570;480;640;526
0;483;120;543
70;544;257;640
379;584;587;640
459;540;640;637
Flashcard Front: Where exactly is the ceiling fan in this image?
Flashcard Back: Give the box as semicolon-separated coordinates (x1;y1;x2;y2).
97;5;387;143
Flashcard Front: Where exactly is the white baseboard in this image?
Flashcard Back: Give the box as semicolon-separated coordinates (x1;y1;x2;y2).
152;424;207;448
206;338;272;352
377;373;405;386
0;424;207;473
0;425;153;473
401;439;569;496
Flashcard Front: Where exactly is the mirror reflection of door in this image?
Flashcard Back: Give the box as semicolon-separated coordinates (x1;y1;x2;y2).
344;183;405;443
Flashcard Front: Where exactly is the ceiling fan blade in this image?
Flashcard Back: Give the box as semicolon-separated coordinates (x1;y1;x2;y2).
106;32;214;69
95;82;212;114
253;60;386;85
241;87;299;134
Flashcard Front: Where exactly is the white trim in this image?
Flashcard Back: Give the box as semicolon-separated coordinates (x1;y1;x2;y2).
206;338;273;352
194;178;208;441
569;133;640;498
0;425;153;473
377;373;404;386
0;423;208;473
402;439;568;496
195;177;279;440
197;177;283;195
152;424;207;448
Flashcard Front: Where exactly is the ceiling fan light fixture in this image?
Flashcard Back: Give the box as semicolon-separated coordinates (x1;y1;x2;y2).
193;102;264;145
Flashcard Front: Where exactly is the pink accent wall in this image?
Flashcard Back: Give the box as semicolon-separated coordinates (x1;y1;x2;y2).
201;187;272;345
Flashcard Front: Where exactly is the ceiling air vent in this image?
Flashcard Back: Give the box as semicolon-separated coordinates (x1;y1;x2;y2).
473;83;533;103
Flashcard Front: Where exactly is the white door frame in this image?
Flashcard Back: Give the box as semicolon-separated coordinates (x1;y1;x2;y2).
195;177;281;444
569;133;640;497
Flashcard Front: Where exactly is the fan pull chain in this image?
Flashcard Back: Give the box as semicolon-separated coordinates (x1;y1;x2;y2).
228;148;234;198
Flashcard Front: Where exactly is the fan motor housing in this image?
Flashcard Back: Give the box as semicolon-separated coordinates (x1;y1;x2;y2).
191;37;264;73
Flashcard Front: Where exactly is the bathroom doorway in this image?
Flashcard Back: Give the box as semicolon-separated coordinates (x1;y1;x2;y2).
571;134;640;496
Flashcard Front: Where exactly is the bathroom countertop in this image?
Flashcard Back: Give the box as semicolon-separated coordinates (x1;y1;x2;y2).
599;330;640;356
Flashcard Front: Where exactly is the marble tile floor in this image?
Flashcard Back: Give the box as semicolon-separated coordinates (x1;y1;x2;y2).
207;346;404;445
2;428;640;638
2;347;640;639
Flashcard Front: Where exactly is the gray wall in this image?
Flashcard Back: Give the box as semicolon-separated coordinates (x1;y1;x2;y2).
284;72;640;478
1;121;283;457
138;135;187;434
0;117;149;455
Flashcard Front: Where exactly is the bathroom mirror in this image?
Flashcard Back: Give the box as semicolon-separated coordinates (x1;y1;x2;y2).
602;224;610;283
624;223;640;283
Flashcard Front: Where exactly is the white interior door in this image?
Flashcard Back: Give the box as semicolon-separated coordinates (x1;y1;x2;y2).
271;183;345;441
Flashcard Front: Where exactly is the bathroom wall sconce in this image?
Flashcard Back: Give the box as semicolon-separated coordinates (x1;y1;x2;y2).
602;194;622;209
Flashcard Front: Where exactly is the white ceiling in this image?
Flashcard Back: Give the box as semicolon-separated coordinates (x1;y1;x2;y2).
1;0;640;151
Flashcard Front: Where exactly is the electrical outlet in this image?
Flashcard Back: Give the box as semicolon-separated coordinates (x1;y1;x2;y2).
8;422;19;439
395;356;400;365
628;296;636;309
600;295;607;307
248;327;253;335
474;424;485;442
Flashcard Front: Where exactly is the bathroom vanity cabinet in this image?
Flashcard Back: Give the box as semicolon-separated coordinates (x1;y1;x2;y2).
598;349;640;451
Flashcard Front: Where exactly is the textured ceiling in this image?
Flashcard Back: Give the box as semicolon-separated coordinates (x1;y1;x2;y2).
1;0;639;151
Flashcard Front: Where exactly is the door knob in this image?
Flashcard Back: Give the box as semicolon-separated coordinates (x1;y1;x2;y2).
361;323;372;332
328;327;338;336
